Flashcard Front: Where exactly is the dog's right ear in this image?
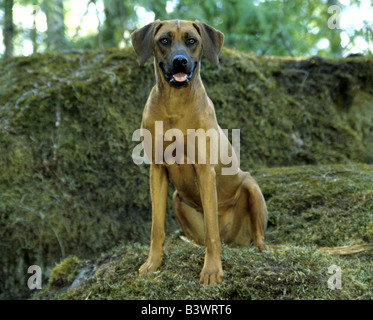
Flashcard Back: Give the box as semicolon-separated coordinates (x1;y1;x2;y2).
131;20;162;66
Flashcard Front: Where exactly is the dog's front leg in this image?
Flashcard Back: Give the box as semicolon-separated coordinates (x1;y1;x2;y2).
195;164;223;286
139;164;168;275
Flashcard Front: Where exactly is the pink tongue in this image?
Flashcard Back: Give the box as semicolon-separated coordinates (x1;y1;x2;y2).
173;73;187;82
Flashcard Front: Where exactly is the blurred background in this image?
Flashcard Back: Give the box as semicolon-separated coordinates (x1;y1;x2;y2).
0;0;372;59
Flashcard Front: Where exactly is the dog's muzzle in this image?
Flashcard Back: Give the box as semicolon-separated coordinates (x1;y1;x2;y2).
159;54;197;88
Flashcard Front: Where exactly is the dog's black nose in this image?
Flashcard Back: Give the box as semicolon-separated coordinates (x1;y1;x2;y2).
173;55;188;68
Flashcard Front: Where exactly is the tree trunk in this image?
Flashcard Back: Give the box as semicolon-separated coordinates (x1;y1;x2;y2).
43;0;66;51
3;0;14;58
31;6;38;54
327;0;342;56
102;0;125;48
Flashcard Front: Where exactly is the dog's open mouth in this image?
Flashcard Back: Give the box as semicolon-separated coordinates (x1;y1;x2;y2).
173;73;188;83
169;72;192;87
159;62;197;88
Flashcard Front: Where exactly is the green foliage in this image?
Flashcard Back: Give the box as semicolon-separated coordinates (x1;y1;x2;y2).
167;0;339;56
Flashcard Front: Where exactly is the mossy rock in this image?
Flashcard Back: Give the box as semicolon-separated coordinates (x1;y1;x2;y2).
1;48;372;299
36;164;372;300
49;256;80;289
37;236;373;300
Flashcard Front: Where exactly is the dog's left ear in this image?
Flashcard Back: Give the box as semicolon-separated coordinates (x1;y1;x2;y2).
131;20;162;66
193;20;224;65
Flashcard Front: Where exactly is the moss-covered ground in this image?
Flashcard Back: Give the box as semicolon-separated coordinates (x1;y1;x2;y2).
36;164;372;300
36;240;373;300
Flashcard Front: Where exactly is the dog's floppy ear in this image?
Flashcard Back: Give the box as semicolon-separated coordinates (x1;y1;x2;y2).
193;20;224;65
131;20;162;66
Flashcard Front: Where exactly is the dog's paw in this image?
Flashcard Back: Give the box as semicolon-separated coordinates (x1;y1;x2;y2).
255;242;270;253
139;258;161;275
199;265;224;286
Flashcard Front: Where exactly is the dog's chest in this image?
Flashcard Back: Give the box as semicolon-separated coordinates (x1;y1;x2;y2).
165;162;202;206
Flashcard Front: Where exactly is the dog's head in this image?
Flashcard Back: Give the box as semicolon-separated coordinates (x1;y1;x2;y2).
131;20;224;88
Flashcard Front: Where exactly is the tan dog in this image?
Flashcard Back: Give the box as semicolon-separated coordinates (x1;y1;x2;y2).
131;20;268;286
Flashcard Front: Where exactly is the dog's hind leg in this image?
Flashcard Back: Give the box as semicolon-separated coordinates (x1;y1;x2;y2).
232;174;269;251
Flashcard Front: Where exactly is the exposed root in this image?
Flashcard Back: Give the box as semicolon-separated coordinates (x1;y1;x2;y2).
318;243;373;255
267;244;373;255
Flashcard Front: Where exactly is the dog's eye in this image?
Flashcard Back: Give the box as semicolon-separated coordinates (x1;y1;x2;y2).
160;38;169;45
187;38;196;45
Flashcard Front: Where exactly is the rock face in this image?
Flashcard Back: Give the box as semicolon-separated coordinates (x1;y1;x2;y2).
0;48;372;298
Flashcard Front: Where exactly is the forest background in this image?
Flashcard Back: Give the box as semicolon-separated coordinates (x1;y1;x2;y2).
1;0;372;59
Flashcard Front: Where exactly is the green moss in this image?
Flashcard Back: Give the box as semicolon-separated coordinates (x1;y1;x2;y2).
39;235;372;300
1;48;373;298
255;164;373;246
37;164;373;300
49;256;80;289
